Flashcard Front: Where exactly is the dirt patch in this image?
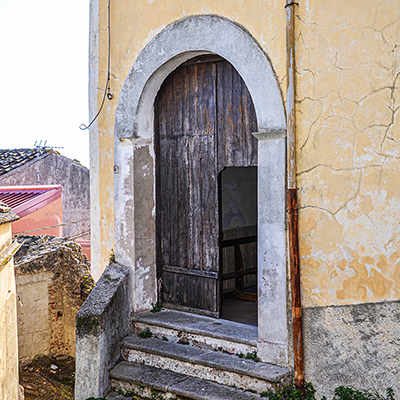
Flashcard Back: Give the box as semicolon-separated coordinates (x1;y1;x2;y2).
20;355;75;399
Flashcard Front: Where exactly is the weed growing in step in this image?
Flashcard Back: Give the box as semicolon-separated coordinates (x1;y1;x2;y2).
236;350;260;362
150;302;163;313
138;327;153;338
151;389;166;400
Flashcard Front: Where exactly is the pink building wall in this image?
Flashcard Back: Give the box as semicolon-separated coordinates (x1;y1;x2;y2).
0;186;63;237
0;186;90;260
76;239;91;261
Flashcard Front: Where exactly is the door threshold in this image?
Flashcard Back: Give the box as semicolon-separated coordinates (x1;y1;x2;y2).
132;308;258;346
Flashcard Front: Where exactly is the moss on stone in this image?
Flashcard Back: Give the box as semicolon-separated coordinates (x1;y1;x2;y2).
76;314;102;337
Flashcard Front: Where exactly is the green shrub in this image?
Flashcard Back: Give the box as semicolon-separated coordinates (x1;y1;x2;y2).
333;387;395;400
261;382;317;400
138;327;152;338
260;383;395;400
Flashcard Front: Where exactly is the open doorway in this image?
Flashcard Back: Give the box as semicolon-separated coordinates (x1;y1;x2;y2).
219;167;258;326
115;15;289;364
154;54;258;319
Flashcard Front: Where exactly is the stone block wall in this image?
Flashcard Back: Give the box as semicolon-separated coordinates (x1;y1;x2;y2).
14;235;94;362
16;272;52;359
303;301;400;398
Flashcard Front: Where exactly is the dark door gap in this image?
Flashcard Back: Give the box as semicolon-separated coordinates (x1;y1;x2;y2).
219;166;258;327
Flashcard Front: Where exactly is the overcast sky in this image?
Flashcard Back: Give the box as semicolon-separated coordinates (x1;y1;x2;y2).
0;0;90;167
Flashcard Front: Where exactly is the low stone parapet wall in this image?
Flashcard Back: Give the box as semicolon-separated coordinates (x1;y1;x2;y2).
75;263;131;400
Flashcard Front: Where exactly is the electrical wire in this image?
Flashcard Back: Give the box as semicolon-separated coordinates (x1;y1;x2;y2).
79;0;112;130
71;230;91;240
12;218;90;236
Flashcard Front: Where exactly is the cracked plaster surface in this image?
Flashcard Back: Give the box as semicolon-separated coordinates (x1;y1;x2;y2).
93;0;287;274
297;0;400;306
93;0;400;307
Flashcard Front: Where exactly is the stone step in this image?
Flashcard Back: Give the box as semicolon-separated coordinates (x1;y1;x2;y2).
109;361;262;399
107;392;132;400
121;334;291;393
131;309;258;355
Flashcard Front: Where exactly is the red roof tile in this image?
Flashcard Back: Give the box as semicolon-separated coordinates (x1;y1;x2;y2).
0;186;62;218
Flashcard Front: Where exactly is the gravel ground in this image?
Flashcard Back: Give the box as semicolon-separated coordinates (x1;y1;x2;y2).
20;355;75;399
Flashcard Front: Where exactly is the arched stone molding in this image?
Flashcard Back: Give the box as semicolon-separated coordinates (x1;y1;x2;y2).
113;15;289;367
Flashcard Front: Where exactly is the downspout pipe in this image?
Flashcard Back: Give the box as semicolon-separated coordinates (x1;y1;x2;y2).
285;0;305;389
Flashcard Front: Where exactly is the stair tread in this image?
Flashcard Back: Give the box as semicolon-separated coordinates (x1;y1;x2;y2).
110;361;261;399
132;309;258;346
123;334;290;383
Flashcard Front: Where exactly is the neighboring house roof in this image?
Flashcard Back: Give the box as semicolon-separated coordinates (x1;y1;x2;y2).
0;148;90;246
0;186;62;219
0;148;48;176
0;200;19;225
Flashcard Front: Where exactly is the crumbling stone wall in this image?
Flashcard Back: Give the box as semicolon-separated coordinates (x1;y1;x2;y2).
14;235;94;362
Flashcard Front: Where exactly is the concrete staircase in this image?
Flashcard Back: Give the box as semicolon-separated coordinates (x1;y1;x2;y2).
106;309;291;399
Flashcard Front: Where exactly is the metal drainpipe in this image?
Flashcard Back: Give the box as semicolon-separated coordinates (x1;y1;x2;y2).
285;0;305;389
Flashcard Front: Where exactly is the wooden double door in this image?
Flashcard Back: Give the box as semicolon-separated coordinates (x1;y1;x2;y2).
155;55;258;317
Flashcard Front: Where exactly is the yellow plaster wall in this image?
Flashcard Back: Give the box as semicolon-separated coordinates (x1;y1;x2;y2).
297;0;400;306
94;0;287;277
94;0;400;306
0;223;19;400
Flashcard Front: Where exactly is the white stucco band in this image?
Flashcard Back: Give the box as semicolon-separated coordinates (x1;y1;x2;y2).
114;15;289;367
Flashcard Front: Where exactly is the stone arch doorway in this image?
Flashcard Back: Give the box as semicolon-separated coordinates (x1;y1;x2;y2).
114;15;289;366
154;55;258;319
